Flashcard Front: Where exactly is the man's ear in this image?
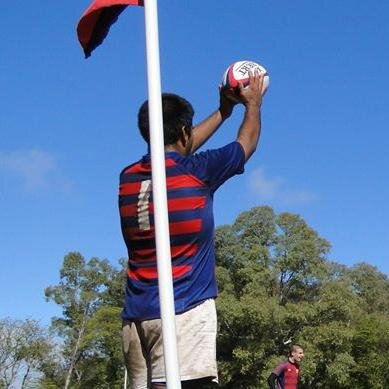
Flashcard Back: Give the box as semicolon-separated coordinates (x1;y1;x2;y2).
180;126;187;147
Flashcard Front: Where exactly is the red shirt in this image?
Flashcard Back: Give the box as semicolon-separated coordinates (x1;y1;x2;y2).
273;360;300;389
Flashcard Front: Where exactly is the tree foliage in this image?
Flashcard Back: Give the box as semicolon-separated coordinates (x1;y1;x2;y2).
18;206;389;388
42;252;126;388
0;318;52;388
215;206;389;388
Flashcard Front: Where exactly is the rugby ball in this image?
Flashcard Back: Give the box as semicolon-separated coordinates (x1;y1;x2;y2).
222;60;269;93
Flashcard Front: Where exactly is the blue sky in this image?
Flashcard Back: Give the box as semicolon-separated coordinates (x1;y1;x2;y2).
1;1;388;323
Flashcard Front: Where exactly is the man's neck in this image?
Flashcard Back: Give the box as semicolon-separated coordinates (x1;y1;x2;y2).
164;144;185;155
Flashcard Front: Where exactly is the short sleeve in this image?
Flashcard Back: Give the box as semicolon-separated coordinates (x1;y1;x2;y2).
186;142;245;192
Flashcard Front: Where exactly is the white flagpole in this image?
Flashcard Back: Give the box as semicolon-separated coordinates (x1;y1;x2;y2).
143;1;181;388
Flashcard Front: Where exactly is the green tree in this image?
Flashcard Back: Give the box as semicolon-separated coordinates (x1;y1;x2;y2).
274;212;330;304
348;262;389;313
44;252;126;388
214;206;389;388
41;207;389;388
0;318;52;388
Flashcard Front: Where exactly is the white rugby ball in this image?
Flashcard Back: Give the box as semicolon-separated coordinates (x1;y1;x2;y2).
222;60;269;93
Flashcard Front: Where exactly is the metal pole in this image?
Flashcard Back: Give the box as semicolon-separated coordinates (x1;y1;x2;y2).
143;0;181;387
124;367;128;389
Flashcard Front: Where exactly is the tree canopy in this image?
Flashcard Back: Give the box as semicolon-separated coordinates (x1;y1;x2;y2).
215;206;389;388
3;206;389;388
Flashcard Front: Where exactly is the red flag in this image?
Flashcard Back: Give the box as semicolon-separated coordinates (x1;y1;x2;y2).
77;0;144;58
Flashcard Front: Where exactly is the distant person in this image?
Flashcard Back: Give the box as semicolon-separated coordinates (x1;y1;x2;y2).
267;345;304;389
119;71;266;389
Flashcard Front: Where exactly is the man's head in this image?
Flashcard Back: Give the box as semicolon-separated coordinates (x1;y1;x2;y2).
288;345;304;364
138;93;194;155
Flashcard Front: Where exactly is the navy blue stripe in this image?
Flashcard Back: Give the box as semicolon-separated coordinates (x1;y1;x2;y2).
121;216;139;229
168;209;205;222
120;208;205;229
164;187;209;198
128;261;155;269
165;166;199;178
119;161;142;177
128;255;194;269
119;185;208;205
121;165;200;184
128;233;199;251
170;234;198;247
121;173;151;183
119;194;138;206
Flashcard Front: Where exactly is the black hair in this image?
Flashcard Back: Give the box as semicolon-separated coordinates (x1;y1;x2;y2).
138;93;194;146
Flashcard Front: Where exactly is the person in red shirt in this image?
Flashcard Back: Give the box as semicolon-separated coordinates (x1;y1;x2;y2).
267;345;304;389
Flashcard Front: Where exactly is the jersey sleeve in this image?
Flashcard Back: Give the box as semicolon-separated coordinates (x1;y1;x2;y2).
273;361;287;376
187;141;245;192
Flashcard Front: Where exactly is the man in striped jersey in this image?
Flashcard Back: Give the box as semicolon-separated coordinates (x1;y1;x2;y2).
120;71;266;389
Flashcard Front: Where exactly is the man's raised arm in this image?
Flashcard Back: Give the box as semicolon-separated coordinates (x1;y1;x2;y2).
236;70;265;161
189;88;237;153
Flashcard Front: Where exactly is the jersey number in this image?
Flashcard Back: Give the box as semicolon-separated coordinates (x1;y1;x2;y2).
137;180;152;230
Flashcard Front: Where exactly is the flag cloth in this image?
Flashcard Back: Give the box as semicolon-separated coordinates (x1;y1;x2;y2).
77;0;144;58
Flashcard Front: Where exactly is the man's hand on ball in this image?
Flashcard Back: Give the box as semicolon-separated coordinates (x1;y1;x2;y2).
238;70;264;109
219;85;239;119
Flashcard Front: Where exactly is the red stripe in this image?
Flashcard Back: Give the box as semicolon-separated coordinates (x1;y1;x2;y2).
172;265;192;278
171;243;198;258
124;159;176;174
124;220;201;240
128;265;192;281
119;182;141;195
167;196;206;211
119;196;206;217
132;247;155;261
132;243;198;263
120;203;137;217
119;175;204;196
166;175;204;190
124;228;154;240
169;220;202;235
227;64;239;88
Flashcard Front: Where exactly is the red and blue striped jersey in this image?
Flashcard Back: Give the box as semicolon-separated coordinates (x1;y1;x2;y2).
119;141;245;320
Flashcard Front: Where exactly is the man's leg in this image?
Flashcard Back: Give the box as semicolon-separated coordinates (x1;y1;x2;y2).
122;321;150;389
144;299;218;386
